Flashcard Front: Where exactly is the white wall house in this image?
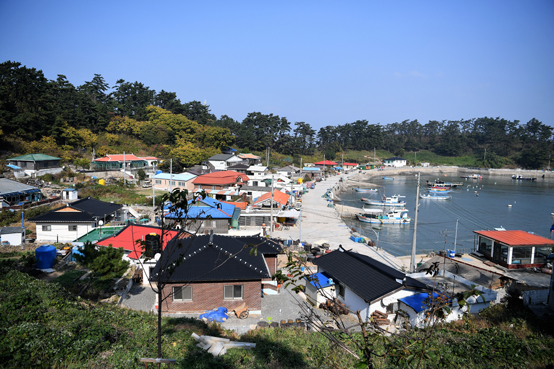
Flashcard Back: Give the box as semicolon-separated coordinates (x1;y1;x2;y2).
207;154;243;171
30;197;123;243
0;227;25;246
383;157;407;168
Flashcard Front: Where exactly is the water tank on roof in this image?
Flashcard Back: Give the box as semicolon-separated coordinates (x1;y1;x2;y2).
144;233;161;258
35;245;57;269
156;170;162;175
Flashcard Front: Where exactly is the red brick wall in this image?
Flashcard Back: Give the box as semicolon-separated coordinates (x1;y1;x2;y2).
161;280;261;313
265;255;277;276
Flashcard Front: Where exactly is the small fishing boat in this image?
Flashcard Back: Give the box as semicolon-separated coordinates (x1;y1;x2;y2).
429;188;452;193
512;175;537;181
353;188;379;193
420;193;451;200
356;208;411;224
461;174;482;179
382;176;394;180
426;180;462;188
362;194;407;207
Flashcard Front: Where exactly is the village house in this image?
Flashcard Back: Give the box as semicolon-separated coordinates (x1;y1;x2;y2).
206;154;243;171
154;234;282;314
7;153;63;178
383;157;407;168
164;196;241;234
246;165;268;179
29;197;124;243
152;172;197;193
474;229;554;269
314;160;338;169
306;248;428;321
192;170;248;200
238;153;262;166
0;178;44;207
275;165;301;178
91;154;158;171
0;227;25;246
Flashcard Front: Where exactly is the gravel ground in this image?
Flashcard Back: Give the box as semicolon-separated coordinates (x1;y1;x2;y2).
121;282;156;312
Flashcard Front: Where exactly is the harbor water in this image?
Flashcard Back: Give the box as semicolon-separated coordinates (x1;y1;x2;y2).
340;172;554;257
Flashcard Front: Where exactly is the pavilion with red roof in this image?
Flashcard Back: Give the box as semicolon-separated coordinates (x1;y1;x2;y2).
474;230;554;269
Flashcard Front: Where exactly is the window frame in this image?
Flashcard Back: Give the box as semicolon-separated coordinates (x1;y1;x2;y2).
172;286;193;301
42;225;51;231
68;225;78;231
224;284;243;300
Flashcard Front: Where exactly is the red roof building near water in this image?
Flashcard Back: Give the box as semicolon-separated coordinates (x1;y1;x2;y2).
192;170;249;186
342;163;359;166
474;230;554;246
96;224;182;259
314;160;338;166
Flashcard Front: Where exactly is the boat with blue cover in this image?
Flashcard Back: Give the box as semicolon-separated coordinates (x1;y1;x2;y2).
356;208;411;224
361;194;407;207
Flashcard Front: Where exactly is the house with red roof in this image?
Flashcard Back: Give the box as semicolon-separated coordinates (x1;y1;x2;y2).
252;189;290;209
92;154;158;170
474;230;554;269
192;170;248;200
314;160;338;167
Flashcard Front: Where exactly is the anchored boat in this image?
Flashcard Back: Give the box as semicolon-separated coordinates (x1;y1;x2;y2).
420;193;452;200
356;208;411;224
353;188;379;193
361;194;407;207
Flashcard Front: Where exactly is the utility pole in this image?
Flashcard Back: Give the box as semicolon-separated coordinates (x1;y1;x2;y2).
453;218;459;253
123;151;126;186
152;162;156;213
270;175;275;234
409;172;420;273
169;158;173;193
484;148;486;161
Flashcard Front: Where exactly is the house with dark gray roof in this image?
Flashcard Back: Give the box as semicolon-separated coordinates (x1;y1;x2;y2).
0;227;25;246
308;248;428;321
29;197;124;243
153;234;283;314
207;154;243;171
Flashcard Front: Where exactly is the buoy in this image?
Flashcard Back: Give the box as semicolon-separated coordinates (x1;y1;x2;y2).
508;204;512;207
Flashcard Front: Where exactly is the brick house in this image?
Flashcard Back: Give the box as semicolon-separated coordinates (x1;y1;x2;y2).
153;234;282;314
192;170;249;200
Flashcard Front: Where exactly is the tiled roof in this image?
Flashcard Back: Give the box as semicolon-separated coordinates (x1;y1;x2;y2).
165;196;237;220
93;154;143;162
314;160;338;165
253;190;290;206
238;153;261;159
153;172;197;181
139;156;158;160
385;157;406;161
0;227;24;235
208;154;235;161
7;153;61;161
313;250;427;303
96;224;182;259
221;201;248;210
474;230;554;246
29;197;123;223
342;163;359;166
193;171;249;185
154;234;281;282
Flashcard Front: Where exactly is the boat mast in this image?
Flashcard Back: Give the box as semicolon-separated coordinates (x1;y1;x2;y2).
409;172;420;273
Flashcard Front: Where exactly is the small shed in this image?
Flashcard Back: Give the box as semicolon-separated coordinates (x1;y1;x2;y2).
0;227;25;246
62;188;78;201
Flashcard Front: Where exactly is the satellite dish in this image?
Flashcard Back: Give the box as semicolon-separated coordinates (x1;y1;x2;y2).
154;253;161;261
98;220;104;226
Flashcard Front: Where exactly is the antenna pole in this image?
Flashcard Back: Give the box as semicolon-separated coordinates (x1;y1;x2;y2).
409;172;420;273
454;218;459;253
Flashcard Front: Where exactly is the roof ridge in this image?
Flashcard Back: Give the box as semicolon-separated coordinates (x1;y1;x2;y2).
345;250;403;279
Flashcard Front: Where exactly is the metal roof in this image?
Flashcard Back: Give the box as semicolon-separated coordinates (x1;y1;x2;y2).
153;172;197;181
0;178;41;197
7;153;61;161
474;230;554;246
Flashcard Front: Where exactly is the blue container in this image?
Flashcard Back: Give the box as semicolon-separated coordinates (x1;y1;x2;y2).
71;245;84;262
156;170;162;174
36;245;57;269
448;250;456;258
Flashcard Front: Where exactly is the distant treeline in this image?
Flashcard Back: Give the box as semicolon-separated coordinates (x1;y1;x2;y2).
1;61;552;169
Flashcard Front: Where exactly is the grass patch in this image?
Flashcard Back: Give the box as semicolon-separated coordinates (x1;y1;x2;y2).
51;269;87;289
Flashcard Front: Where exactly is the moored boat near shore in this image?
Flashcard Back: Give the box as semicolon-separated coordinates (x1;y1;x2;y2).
356;208;411;224
512;175;537;181
362;194;407;207
420;193;452;200
353;187;379;193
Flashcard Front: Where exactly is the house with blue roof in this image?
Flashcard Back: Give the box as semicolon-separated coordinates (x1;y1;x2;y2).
153;172;197;193
164;196;241;234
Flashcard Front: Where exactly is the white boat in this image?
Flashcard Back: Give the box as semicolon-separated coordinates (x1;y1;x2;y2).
356;208;411;224
353;188;379;193
361;194;407;207
420;193;451;200
461;174;482;179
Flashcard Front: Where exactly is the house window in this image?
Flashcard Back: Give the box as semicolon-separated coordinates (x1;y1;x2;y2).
224;285;243;300
170;181;175;186
512;247;533;265
534;247;552;264
155;180;161;185
337;283;346;299
42;225;51;231
197;185;202;189
479;238;493;256
68;225;77;231
178;181;185;186
212;186;217;190
173;286;192;301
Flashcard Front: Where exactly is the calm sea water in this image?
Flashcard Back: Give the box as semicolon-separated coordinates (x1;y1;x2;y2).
340;172;554;257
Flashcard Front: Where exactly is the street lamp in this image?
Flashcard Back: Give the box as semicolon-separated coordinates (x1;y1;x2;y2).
366;227;380;250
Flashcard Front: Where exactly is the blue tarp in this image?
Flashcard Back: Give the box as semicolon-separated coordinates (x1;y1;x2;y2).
199;307;229;322
165;196;236;220
7;164;21;170
399;292;440;313
307;272;335;288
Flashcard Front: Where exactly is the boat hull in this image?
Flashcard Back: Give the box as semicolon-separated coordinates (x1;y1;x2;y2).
356;214;411;224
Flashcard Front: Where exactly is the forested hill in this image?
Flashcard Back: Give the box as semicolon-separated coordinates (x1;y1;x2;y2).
1;61;552;169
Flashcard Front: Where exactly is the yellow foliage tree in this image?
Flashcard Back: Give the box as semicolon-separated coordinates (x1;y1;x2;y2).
77;129;98;148
170;142;219;168
146;105;199;143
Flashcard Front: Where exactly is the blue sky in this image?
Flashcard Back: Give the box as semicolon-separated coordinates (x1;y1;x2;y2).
1;0;553;130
